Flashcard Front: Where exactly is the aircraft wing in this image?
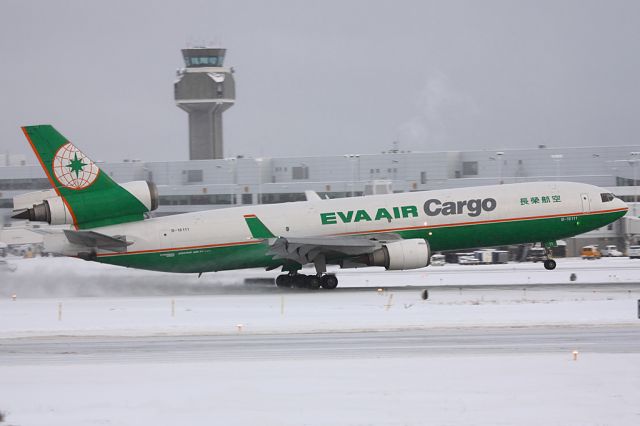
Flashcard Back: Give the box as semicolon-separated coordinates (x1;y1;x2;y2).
266;236;381;265
63;230;132;252
243;214;399;266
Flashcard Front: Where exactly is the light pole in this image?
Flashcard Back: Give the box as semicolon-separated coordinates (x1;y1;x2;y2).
226;157;238;205
345;154;359;197
630;152;640;216
496;151;504;184
357;155;361;191
391;159;400;191
256;158;263;205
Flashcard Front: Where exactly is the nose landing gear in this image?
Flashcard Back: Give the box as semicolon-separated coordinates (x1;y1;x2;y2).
543;258;556;270
542;243;557;270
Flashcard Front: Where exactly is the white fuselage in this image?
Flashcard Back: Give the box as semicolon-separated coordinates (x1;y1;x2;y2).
48;181;624;258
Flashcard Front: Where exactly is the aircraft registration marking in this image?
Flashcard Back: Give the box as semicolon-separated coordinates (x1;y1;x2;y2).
170;227;191;233
560;216;579;222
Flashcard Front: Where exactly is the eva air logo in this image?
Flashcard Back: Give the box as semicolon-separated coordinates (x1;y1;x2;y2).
52;143;100;190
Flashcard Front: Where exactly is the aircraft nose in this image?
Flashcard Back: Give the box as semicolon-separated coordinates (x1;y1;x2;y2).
617;197;629;213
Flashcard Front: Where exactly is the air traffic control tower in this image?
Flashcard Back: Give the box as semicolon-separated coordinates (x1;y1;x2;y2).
175;47;235;160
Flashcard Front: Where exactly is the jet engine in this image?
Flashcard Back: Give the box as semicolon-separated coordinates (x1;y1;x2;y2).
13;180;159;226
364;238;431;270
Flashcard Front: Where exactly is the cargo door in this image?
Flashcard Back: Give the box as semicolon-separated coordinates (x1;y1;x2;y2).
580;193;591;213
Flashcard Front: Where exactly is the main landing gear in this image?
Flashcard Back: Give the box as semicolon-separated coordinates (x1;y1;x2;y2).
275;273;339;290
276;255;339;290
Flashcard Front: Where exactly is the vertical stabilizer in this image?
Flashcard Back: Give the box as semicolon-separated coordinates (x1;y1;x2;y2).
21;125;150;228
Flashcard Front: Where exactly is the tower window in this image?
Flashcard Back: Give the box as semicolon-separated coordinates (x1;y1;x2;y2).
188;56;221;67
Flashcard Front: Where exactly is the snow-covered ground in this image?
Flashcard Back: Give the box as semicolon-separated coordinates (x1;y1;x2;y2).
337;256;640;287
1;256;640;299
1;255;639;337
0;286;639;338
2;353;639;426
1;257;639;425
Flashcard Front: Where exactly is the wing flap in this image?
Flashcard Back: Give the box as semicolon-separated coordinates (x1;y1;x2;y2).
241;213;395;266
267;236;381;265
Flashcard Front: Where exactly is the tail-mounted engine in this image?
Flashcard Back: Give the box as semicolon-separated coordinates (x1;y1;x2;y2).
12;180;159;227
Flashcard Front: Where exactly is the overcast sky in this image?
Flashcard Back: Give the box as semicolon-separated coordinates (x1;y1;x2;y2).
1;0;639;162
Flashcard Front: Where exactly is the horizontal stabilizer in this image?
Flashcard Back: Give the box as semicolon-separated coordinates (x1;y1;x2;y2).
63;230;132;251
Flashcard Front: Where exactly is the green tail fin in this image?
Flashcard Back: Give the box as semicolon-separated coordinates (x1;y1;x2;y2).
22;125;150;229
243;214;276;239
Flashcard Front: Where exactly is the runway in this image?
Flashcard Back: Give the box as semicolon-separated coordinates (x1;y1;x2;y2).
314;282;640;293
4;256;640;298
2;325;639;365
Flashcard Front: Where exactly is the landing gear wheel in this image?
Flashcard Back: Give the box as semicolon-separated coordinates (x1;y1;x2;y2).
292;274;308;288
276;275;291;288
544;259;556;270
320;274;339;290
306;275;321;290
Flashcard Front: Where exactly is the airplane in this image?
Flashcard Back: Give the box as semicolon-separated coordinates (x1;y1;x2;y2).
11;125;628;289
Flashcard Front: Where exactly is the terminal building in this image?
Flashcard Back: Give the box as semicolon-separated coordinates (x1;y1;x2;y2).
2;145;640;256
1;47;639;256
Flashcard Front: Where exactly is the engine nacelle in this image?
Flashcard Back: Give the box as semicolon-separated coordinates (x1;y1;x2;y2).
12;180;159;226
12;188;58;211
365;239;431;270
120;180;159;212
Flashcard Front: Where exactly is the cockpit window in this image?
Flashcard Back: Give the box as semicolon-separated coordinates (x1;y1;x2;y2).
600;193;615;202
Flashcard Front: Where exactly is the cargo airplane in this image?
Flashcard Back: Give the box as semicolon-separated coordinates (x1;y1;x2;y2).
12;125;628;289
